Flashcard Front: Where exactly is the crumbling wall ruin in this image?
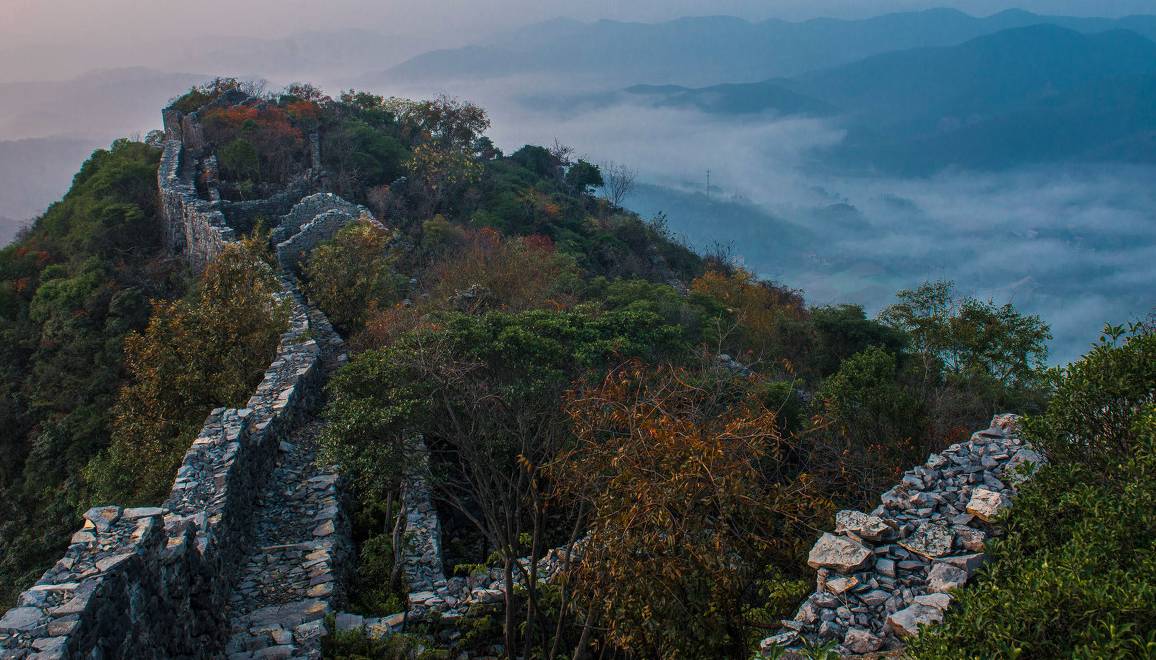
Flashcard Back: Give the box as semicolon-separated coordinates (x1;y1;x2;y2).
758;414;1042;656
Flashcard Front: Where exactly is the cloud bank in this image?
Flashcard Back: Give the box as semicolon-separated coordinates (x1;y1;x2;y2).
375;77;1154;364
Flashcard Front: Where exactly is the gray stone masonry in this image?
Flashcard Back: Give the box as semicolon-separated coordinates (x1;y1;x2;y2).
158;122;235;271
0;103;368;659
273;194;381;277
757;414;1044;657
337;441;584;639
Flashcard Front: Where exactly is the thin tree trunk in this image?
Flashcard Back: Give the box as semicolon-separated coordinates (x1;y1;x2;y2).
572;605;596;660
504;554;517;660
548;506;585;660
525;499;543;655
389;484;407;591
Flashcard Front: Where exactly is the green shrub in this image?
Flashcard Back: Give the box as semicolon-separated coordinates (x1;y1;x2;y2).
301;220;404;334
909;324;1156;659
349;533;405;615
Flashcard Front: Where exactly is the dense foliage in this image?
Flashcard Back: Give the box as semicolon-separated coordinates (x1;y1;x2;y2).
909;323;1155;659
551;363;830;658
0;140;177;605
86;237;289;504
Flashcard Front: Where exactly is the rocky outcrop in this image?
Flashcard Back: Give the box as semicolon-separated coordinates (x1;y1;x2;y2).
759;414;1043;657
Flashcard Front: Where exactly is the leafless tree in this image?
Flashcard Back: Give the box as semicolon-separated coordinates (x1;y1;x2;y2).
549;138;574;167
599;160;637;207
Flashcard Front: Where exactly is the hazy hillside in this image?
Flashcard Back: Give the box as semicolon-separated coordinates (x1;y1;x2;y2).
177;29;429;81
0;68;208;140
623;82;835;117
628;25;1156;172
790;25;1156;126
0;136;100;244
372;9;1156;87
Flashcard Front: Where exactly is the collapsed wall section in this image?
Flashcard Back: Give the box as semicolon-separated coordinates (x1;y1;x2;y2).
758;414;1043;656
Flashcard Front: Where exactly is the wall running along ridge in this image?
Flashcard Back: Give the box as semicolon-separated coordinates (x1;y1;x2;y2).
158;107;236;271
757;414;1043;656
335;416;1040;657
0;103;363;659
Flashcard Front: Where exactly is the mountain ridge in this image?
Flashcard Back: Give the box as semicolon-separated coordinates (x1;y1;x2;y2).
370;8;1156;87
615;25;1156;172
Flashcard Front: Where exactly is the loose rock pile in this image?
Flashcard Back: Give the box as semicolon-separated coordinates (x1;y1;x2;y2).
759;414;1043;656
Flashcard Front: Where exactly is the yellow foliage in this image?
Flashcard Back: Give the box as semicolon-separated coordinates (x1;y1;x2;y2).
550;362;831;658
691;268;810;369
86;240;289;503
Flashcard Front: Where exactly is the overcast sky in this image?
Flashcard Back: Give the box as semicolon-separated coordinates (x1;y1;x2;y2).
4;0;1156;43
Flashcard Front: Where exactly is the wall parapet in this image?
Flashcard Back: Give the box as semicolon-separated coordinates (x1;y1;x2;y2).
1;101;360;659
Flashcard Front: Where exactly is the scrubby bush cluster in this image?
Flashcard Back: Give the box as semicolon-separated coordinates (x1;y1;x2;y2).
86;236;288;503
909;323;1155;658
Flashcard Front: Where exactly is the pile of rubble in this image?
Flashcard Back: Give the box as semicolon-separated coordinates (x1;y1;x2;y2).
760;414;1043;656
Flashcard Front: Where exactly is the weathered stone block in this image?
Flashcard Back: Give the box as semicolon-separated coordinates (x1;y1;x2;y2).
887;603;944;638
967;488;1010;521
807;533;874;572
899;522;954;559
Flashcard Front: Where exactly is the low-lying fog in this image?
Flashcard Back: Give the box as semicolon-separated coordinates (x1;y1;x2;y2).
354;77;1153;365
0;69;1151;365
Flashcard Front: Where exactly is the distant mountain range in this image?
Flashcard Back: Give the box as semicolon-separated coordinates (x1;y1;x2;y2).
0;29;432;86
631;25;1156;171
370;9;1156;87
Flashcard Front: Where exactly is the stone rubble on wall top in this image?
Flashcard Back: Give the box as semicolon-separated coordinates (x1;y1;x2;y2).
808;533;875;573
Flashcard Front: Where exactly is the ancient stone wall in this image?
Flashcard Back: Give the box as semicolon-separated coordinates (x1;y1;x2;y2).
1;103;359;659
0;276;335;658
220;183;313;236
158;111;235;271
758;414;1043;656
274;194;378;276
